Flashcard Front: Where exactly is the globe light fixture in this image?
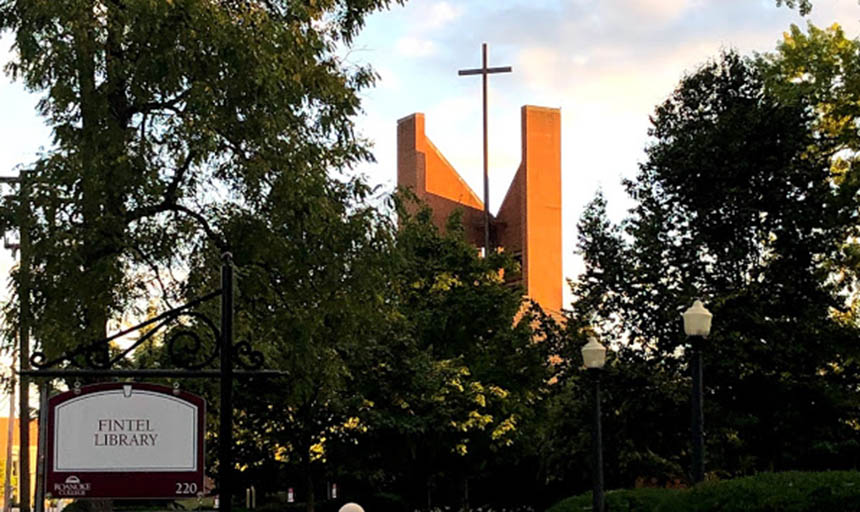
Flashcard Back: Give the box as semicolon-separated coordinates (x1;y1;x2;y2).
682;300;712;337
581;336;607;370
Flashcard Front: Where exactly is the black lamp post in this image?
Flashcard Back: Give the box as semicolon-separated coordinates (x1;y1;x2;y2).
582;336;607;512
681;300;713;484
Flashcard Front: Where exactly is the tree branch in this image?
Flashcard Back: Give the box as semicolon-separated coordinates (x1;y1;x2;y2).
126;150;197;222
172;203;227;252
128;89;192;117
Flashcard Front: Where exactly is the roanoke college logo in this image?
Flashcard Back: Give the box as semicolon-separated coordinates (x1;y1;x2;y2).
54;475;91;496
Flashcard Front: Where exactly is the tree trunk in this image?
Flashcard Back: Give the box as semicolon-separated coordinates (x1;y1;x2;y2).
305;468;314;512
72;4;126;511
426;475;432;511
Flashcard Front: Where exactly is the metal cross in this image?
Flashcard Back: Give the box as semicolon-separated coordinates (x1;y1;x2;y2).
458;43;512;253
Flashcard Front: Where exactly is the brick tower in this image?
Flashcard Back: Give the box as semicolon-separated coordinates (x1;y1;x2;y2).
397;105;562;316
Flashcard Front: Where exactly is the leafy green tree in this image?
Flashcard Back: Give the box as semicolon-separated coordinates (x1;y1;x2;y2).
539;194;690;494
570;50;860;483
333;203;558;510
0;0;401;354
0;0;402;509
759;22;860;321
206;179;397;512
176;200;561;511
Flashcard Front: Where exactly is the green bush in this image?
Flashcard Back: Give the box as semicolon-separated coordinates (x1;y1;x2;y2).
546;488;678;512
362;492;410;512
547;471;860;512
657;471;860;512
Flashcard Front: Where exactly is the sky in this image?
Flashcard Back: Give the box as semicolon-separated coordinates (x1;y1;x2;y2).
1;0;860;316
346;0;860;301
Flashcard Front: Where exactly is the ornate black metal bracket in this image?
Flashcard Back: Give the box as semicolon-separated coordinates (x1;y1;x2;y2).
27;265;270;376
30;290;225;371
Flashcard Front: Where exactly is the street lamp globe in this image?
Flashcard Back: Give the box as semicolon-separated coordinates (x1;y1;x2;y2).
682;300;712;337
581;336;607;369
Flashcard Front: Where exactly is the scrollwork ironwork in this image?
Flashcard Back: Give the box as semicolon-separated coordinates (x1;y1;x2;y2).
30;290;223;371
165;311;222;370
232;340;264;371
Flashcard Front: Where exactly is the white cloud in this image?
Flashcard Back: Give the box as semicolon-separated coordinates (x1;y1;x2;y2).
374;66;402;92
624;0;693;23
516;46;565;93
425;1;464;29
572;54;590;66
395;37;437;57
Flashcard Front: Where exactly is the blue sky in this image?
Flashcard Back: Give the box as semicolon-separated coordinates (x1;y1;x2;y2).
1;0;860;312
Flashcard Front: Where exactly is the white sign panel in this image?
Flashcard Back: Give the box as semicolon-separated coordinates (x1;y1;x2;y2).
54;387;198;472
47;383;205;499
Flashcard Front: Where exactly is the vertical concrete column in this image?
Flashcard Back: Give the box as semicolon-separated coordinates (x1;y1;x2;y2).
397;113;426;196
522;106;562;316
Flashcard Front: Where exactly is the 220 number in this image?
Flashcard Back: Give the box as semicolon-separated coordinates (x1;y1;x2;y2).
176;483;198;495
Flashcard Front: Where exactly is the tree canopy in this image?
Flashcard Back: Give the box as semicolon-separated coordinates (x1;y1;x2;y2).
568;43;860;484
0;0;402;353
0;1;403;510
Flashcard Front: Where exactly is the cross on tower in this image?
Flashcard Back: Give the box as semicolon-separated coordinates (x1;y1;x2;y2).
458;43;512;253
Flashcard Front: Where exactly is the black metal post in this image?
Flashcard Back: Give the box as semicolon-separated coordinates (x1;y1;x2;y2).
219;253;234;512
19;171;31;512
591;370;604;512
481;42;490;254
33;383;48;512
690;338;704;483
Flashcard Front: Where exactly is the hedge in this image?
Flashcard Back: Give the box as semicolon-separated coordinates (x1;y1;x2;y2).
546;471;860;512
546;487;677;512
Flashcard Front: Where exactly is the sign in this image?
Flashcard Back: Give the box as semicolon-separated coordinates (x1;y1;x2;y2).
46;382;205;499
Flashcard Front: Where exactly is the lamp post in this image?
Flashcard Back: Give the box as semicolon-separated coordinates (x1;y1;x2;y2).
681;300;712;484
582;336;607;512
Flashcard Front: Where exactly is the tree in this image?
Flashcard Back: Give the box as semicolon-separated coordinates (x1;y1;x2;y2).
205;179;397;512
570;50;860;482
0;0;402;509
172;200;560;512
538;194;691;493
0;0;401;353
334;203;558;510
759;22;860;319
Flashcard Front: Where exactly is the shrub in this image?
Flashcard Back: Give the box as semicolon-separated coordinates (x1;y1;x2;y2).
546;488;678;512
547;471;860;512
656;471;860;512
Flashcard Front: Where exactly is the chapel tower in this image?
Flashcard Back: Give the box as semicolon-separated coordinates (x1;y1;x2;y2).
397;105;562;317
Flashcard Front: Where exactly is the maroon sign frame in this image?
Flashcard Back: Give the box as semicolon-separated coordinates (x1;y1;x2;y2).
46;382;205;499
